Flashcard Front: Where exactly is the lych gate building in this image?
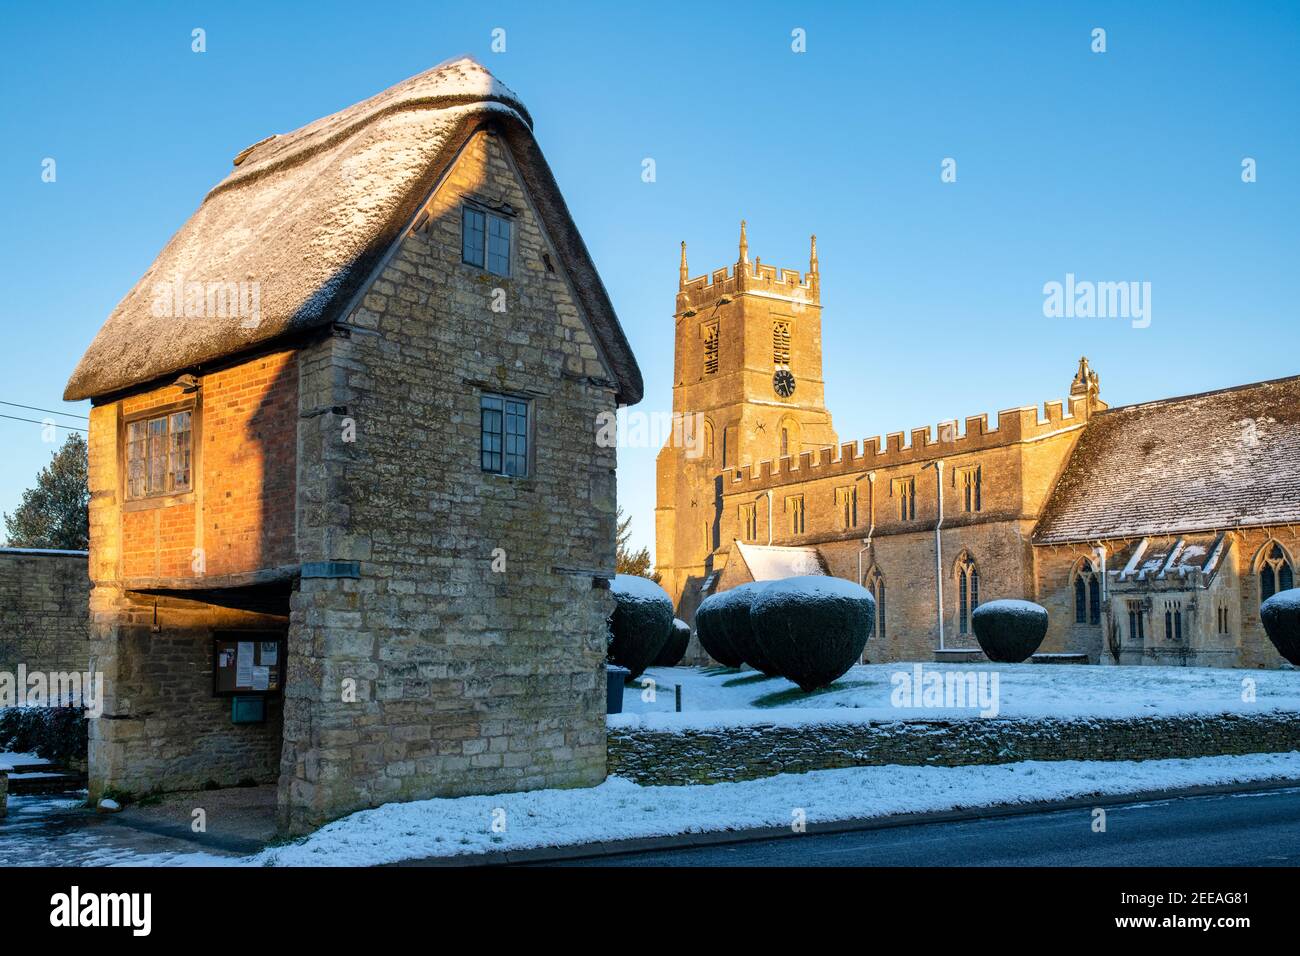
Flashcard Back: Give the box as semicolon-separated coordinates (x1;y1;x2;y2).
656;225;1299;668
64;58;641;832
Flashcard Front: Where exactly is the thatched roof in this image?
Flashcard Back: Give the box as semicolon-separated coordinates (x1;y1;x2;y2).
1034;374;1300;544
64;57;643;405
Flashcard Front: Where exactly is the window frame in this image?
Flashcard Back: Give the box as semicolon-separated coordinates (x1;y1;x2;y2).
891;477;916;521
786;494;806;535
122;401;197;503
461;203;514;278
479;391;532;478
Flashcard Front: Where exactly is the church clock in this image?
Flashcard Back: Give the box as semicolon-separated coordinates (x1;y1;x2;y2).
773;369;796;398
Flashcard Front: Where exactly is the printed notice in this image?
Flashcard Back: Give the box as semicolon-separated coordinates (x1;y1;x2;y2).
236;642;255;688
251;666;270;691
260;642;279;666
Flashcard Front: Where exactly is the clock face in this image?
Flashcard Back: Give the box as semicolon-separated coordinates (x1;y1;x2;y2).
773;369;796;398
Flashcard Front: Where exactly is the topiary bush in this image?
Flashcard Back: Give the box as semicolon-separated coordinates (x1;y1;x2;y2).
971;599;1049;663
607;574;675;680
1261;588;1300;665
713;583;778;675
652;618;692;667
694;594;745;668
749;576;874;691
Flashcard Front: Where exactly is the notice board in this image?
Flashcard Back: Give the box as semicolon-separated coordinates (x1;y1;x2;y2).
213;632;285;697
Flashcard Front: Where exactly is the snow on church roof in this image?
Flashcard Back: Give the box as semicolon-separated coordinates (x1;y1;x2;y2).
734;542;828;581
65;57;642;405
1035;375;1300;544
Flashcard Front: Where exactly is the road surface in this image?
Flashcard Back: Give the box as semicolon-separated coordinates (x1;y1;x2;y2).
545;786;1300;866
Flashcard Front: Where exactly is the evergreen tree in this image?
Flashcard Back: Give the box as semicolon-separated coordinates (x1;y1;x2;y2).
615;507;660;583
3;432;90;550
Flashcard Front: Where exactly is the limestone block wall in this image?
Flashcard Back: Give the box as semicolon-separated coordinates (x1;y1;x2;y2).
608;712;1300;786
87;592;286;799
0;549;91;677
279;127;617;832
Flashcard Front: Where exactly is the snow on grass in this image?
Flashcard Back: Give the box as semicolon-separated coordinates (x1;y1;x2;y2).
252;752;1300;866
611;663;1300;731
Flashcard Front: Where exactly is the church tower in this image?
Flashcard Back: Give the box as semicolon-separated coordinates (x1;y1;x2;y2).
655;222;838;612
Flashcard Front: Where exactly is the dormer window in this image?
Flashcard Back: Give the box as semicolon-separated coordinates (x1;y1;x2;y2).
462;204;512;277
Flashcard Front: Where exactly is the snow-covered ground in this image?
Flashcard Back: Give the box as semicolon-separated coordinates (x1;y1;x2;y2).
611;663;1300;730
253;752;1300;866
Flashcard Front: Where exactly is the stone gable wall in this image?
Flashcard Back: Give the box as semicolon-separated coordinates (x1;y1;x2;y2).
279;126;618;831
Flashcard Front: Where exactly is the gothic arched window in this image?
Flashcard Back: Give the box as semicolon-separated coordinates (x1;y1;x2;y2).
865;567;886;642
956;553;979;636
701;419;714;461
1073;559;1101;625
1260;542;1294;602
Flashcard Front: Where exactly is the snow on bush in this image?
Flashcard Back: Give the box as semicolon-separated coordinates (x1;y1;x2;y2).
607;575;675;680
971;599;1049;663
694;593;744;668
1261;588;1300;665
605;574;676;681
749;576;875;691
714;582;777;675
652;618;692;667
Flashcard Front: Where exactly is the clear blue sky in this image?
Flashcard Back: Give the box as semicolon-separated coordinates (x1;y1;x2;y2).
1;1;1296;560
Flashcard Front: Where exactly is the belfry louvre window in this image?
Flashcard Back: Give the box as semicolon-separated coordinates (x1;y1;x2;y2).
462;205;512;277
126;410;192;498
480;393;529;477
740;503;758;542
772;320;791;366
702;323;719;376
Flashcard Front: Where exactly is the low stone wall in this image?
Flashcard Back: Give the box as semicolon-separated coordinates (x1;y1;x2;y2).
0;549;91;677
607;712;1300;786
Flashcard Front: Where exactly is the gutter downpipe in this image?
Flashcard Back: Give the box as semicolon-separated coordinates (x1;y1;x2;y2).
929;460;945;651
856;472;877;585
766;490;773;546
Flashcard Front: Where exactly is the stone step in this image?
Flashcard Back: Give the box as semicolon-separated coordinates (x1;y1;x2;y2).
7;769;87;795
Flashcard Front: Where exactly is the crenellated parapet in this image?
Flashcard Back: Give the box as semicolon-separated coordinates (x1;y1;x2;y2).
677;224;820;315
718;394;1093;493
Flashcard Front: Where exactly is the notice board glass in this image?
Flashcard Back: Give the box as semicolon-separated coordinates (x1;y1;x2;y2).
213;631;285;697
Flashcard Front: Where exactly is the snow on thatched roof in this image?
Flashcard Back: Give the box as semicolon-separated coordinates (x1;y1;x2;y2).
64;56;642;404
1035;375;1300;544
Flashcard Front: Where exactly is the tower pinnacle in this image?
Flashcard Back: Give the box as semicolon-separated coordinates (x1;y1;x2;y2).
679;241;688;289
810;234;818;275
739;219;748;265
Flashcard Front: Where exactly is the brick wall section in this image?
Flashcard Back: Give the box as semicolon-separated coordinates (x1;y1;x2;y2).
608;712;1300;786
117;352;298;582
278;127;618;832
87;351;298;802
0;550;91;676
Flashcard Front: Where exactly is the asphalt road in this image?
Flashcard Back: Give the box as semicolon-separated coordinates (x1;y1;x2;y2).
547;786;1300;866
